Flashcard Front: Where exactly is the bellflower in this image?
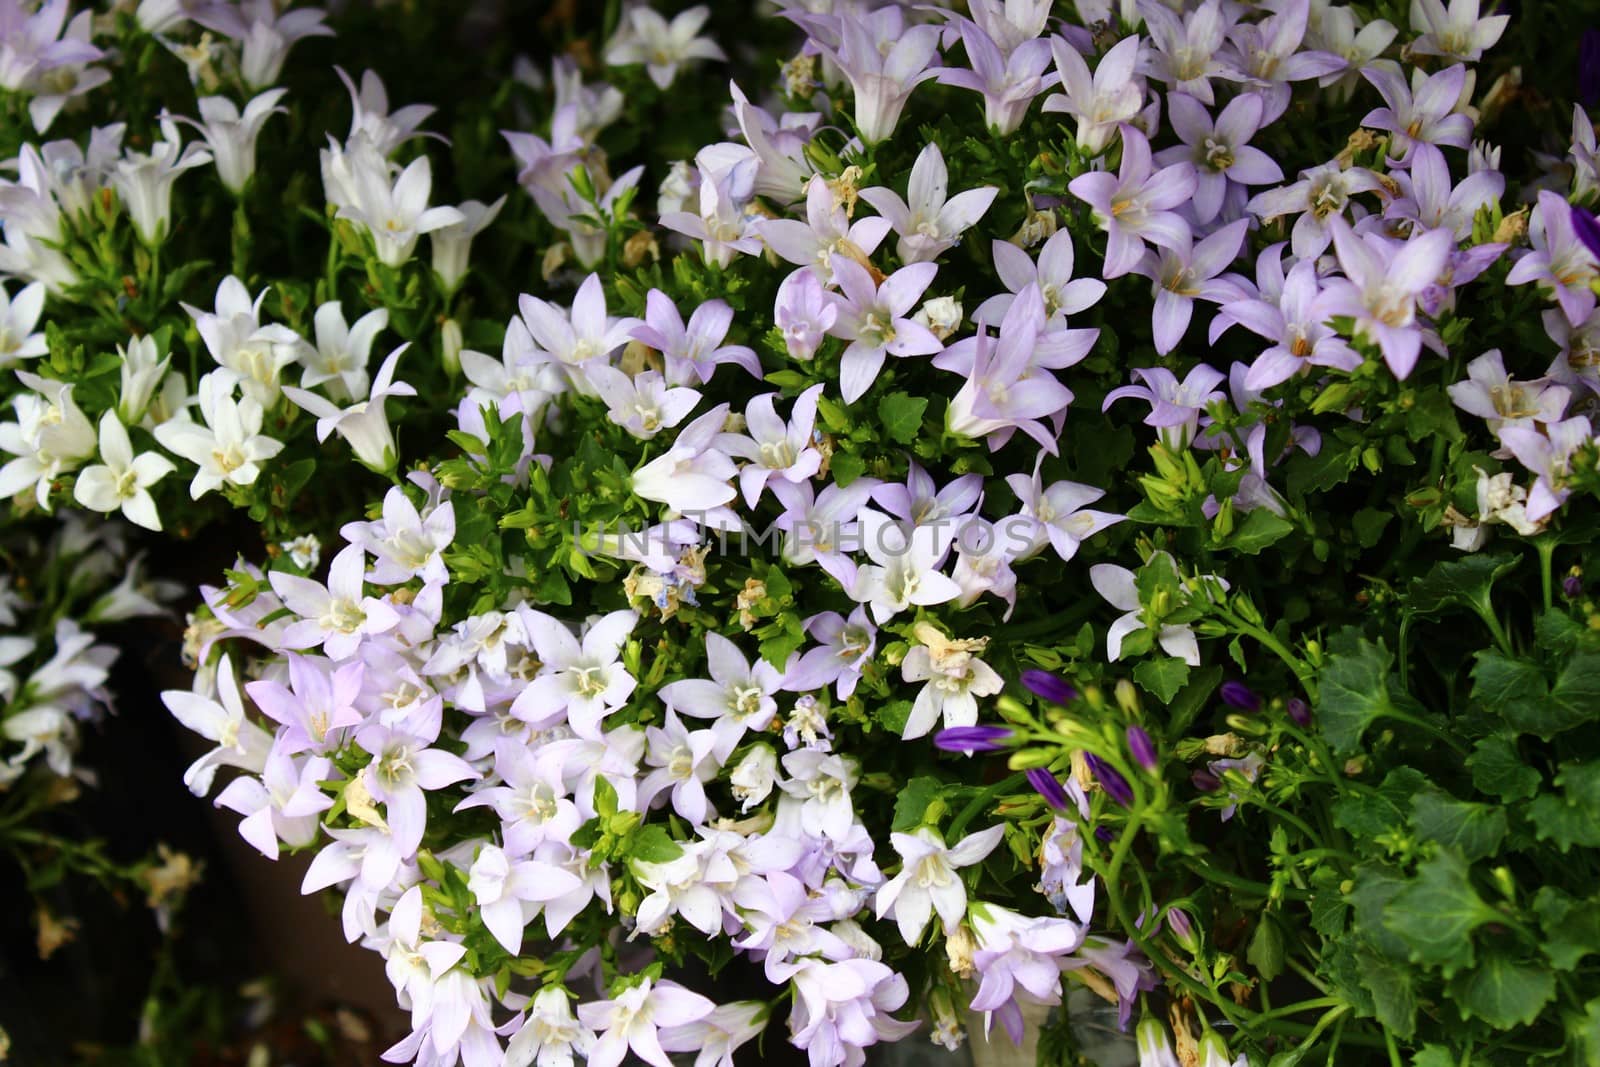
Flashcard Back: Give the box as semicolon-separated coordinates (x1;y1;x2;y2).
603;5;725;90
1156;93;1283;224
578;979;715;1067
1248;162;1385;259
630;289;760;387
430;196;506;296
184;275;304;406
1043;35;1144;156
1104;365;1227;451
631;404;740;516
1447;350;1571;438
284;344;416;474
899;627;1004;739
336;154;465;268
214;749;334;860
969;904;1085;1043
270;545;400;660
1223;0;1343;122
300;301;388;402
659;1001;767;1067
860;143;998;264
1069;126;1197;279
504;987;596;1067
168;89;287;194
1006;455;1125;561
510;608;638;739
875;824;1004;943
1507;191;1600;327
760;174;892;282
153;371;285;498
191;0;334;89
467;844;584;955
1410;0;1509;62
247;653;365;755
976;231;1106;326
825;257;943;404
718;385;824;506
851;511;963;623
112;122;213;246
1224;257;1359;390
1141;0;1234;104
660;631;782;762
781;607;877;701
520;274;643;384
773;268;837;364
1361;61;1475;159
1136;217;1249;355
936;20;1055;136
1320;217;1455;379
659;148;763;269
162;654;274;796
72;411;175;531
816;12;942;144
1090;560;1215;666
588;367;700;441
1500;416;1594;521
0;280;46;368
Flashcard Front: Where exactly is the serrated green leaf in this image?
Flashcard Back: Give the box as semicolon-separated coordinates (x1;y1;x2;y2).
1466;735;1540;801
893;777;945;832
1333;768;1427;839
831;451;867;486
1449;946;1556;1029
1383;849;1498;976
1407;554;1517;619
877;391;928;444
1409;790;1507;862
1133;656;1190;703
1359;948;1418;1039
629;824;683;864
1222;508;1295;555
1316;629;1430;754
1532;887;1600;970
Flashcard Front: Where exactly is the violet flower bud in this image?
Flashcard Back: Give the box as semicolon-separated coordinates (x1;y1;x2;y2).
1287;697;1312;727
1094;826;1115;843
935;725;1014;755
1219;680;1261;713
1583;29;1600;107
1191;768;1222;792
1021;669;1077;705
1085;753;1134;806
1563;574;1584;599
1572;204;1600;263
1126;725;1158;773
1026;767;1072;811
1166;907;1199;953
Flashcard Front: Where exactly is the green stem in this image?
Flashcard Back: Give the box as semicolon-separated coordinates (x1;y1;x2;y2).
1537;536;1556;613
947;772;1026;839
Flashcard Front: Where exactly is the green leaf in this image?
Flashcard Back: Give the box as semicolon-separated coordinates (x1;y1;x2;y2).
1383;849;1498;976
1532;887;1600;970
1449;946;1556;1030
1352;508;1392;548
1247;914;1286;981
877;392;928;444
893;777;945;832
1222;508;1295;555
1317;629;1429;754
1407;554;1517;619
1333;768;1427;840
1471;648;1600;738
1164;665;1223;738
1409;790;1507;862
831;452;867;486
629;824;684;864
1360;948;1419;1039
1287;444;1359;497
1410;1047;1455;1067
1133;656;1191;703
1466;735;1540;801
1528;762;1600;851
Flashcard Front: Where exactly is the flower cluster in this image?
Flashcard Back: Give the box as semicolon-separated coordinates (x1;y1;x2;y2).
11;0;1600;1064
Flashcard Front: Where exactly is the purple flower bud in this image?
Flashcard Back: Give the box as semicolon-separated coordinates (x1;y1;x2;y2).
1021;669;1077;705
1219;680;1261;713
935;725;1014;754
1166;907;1199;952
1126;725;1158;773
1573;205;1600;263
1191;769;1222;792
1287;697;1312;727
1026;767;1072;811
1564;574;1584;600
1583;29;1600;107
1094;826;1115;843
1085;753;1134;806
